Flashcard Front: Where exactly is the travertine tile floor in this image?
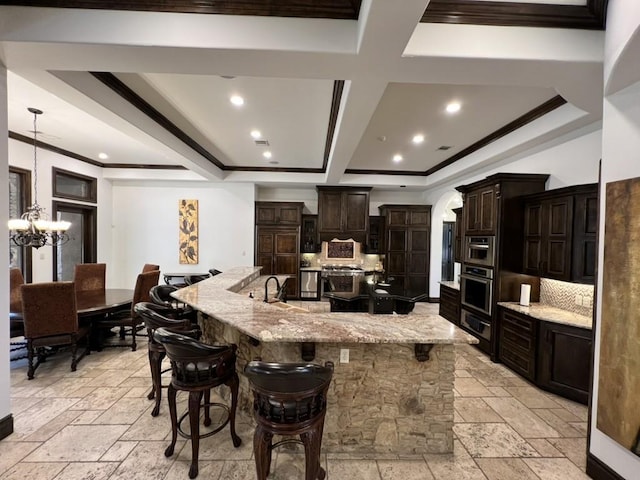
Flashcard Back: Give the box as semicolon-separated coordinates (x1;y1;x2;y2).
3;303;590;479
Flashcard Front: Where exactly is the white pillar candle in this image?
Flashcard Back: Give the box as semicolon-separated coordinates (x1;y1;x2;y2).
520;284;531;306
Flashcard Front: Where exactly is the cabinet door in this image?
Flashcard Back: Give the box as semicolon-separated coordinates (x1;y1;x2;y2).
464;191;479;234
256;231;275;275
386;228;407;286
343;191;368;233
274;230;299;298
538;321;591;404
406;227;429;296
366;216;383;253
544;196;573;280
523;202;543;275
317;191;343;233
439;285;460;325
479;188;496;233
572;192;598;283
255;202;301;225
256;205;278;225
301;215;318;253
278;206;302;225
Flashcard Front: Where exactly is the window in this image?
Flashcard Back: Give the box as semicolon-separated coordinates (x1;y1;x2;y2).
8;167;32;281
52;167;97;203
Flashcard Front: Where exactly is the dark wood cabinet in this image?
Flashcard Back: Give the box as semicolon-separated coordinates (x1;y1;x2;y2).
439;284;460;325
522;184;597;283
365;216;383;253
317;187;371;243
498;307;538;382
255;202;303;226
538;321;591;404
379;205;431;297
301;215;318;253
571;190;598;283
463;185;496;235
255;226;300;299
453;207;462;264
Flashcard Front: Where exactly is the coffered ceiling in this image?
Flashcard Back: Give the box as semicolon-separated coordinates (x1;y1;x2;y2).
0;0;607;189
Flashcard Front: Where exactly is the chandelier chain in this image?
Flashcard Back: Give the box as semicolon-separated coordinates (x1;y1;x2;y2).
32;110;38;205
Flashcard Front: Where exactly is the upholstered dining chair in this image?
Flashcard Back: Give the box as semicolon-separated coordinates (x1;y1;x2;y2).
21;281;91;379
142;263;160;273
9;268;25;338
95;269;160;351
73;263;106;292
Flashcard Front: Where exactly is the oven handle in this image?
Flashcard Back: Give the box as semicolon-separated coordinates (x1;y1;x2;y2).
468;244;490;249
460;273;492;282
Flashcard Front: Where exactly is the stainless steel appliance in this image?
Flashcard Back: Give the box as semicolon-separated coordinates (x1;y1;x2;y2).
300;270;320;299
460;264;493;315
464;236;495;267
320;265;365;296
460;308;491;342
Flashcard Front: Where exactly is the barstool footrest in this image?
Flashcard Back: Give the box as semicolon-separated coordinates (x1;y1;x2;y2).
177;402;230;440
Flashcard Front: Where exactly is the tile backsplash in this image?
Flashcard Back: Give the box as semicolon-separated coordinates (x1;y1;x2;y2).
540;278;594;317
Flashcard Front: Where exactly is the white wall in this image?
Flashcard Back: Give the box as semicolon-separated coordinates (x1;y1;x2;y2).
424;128;601;297
109;182;256;287
9;139;113;283
0;65;11;433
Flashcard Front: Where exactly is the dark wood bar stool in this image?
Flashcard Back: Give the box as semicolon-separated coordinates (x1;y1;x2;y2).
244;361;334;480
153;328;241;479
134;302;198;417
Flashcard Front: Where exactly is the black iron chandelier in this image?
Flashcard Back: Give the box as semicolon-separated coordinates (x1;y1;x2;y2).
8;107;71;249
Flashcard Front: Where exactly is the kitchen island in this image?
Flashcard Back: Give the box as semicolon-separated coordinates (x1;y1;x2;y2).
172;267;477;455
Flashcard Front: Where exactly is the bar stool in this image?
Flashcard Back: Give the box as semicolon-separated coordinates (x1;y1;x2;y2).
154;328;241;479
244;361;334;480
134;302;199;417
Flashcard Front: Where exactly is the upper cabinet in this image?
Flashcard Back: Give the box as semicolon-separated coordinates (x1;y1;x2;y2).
522;184;597;283
255;202;303;226
463;185;497;235
317;187;371;243
301;214;319;253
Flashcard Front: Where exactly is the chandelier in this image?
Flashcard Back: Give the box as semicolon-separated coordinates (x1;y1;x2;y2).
8;108;71;249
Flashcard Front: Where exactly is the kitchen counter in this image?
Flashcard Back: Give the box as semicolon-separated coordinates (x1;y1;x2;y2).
172;266;477;455
498;302;592;329
440;280;460;291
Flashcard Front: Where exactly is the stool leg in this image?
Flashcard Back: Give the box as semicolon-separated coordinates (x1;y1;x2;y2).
253;424;273;480
203;389;211;427
301;422;325;480
147;349;156;400
164;384;178;458
228;372;242;447
188;390;203;479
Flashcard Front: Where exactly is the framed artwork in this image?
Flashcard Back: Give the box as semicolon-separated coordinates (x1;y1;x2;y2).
597;177;640;456
179;199;198;264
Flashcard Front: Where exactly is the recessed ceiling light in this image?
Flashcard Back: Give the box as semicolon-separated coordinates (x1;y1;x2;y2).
446;102;461;114
98;152;109;160
412;134;425;144
250;130;261;139
263;151;272;159
230;95;244;106
393;154;403;163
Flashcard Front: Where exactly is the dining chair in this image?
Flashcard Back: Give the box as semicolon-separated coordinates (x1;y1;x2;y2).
142;263;160;273
9;268;25;337
21;281;91;379
94;269;160;351
73;263;106;292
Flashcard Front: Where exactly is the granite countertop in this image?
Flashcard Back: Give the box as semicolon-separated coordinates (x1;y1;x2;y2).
440;281;460;291
497;302;593;329
173;267;478;345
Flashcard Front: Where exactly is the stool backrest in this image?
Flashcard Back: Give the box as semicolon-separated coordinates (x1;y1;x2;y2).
244;361;333;425
134;302;194;347
154;327;237;388
149;284;179;306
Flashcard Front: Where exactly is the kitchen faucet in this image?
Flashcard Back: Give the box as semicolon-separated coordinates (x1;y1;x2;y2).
264;276;281;303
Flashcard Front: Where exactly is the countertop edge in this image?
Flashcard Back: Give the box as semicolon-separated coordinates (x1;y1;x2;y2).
497;302;593;330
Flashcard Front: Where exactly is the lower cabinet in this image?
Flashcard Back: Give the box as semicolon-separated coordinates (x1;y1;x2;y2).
537;321;592;404
497;306;591;404
439;284;460;325
498;308;537;382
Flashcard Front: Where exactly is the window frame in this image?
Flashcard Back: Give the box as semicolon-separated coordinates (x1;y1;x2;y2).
52;167;97;203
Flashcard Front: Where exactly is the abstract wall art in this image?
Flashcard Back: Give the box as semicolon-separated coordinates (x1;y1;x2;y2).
598;177;640;456
179;199;198;264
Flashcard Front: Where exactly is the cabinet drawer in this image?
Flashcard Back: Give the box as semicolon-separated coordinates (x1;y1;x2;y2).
500;342;536;381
